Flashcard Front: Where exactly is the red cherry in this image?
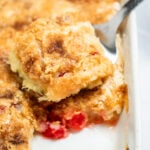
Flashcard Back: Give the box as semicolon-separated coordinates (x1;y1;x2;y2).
42;122;68;139
0;105;6;114
90;51;99;55
66;112;87;131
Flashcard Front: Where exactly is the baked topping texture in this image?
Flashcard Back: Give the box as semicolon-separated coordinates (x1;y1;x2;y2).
0;0;120;29
0;28;36;150
0;0;128;149
48;57;127;124
9;19;113;102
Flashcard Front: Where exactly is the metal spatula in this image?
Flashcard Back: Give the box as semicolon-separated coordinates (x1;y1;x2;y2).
93;0;144;53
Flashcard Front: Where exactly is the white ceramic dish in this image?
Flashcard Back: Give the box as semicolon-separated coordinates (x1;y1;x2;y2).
31;12;141;150
123;12;141;150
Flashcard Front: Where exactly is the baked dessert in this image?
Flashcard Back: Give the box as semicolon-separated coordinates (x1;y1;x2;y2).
36;55;128;139
0;0;128;148
49;0;121;24
0;0;52;29
0;28;36;150
0;0;120;29
9;19;113;102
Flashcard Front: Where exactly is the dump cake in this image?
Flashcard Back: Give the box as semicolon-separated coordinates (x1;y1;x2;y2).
0;0;128;149
0;28;36;150
0;0;120;29
35;55;127;139
26;53;127;140
9;19;113;102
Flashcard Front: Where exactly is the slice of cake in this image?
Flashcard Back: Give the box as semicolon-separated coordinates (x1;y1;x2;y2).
36;57;127;139
9;18;113;102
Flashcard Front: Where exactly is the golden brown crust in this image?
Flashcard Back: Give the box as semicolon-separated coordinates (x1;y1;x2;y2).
0;28;36;150
0;95;35;150
49;0;121;24
49;61;127;123
10;19;113;102
0;0;57;29
0;0;120;29
0;27;16;62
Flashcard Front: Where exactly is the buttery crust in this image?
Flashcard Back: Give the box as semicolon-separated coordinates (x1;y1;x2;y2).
0;0;52;29
0;28;36;150
0;0;120;29
49;0;121;24
9;19;113;102
0;0;127;148
49;58;127;123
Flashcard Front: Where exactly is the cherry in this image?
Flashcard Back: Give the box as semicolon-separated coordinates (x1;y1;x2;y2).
66;112;87;131
41;121;68;139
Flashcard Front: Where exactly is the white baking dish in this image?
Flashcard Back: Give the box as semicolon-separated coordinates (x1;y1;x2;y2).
31;12;141;150
123;12;141;150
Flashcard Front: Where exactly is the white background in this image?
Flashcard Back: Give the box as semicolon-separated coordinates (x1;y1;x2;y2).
135;0;150;149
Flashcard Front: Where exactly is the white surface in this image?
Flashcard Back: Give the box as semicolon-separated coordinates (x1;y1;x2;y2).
135;0;150;150
32;124;126;150
121;13;141;150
